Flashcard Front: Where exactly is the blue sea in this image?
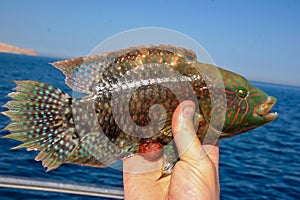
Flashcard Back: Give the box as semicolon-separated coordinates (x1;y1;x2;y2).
0;53;299;199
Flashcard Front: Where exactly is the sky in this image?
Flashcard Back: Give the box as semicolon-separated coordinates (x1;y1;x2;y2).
0;0;299;86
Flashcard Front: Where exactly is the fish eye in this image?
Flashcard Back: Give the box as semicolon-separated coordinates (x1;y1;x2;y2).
237;88;248;98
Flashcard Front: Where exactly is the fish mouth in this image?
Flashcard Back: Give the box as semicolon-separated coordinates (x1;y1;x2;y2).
255;96;278;122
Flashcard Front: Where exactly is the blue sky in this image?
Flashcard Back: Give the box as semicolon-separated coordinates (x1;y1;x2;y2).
0;0;299;86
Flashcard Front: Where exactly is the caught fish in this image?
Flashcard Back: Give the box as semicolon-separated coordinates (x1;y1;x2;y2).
1;45;278;176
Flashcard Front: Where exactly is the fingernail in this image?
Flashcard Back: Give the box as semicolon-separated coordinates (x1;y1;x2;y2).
182;105;195;119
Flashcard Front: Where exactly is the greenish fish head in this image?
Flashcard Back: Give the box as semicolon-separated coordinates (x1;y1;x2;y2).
217;68;278;138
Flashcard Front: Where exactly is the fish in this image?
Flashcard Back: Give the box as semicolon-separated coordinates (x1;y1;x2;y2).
1;44;278;175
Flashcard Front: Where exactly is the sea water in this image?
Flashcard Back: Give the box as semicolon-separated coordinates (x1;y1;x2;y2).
0;53;299;199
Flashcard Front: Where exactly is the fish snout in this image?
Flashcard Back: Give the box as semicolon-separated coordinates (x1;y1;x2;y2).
255;96;278;122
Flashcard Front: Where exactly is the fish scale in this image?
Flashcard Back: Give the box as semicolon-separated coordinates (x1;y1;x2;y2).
1;44;278;175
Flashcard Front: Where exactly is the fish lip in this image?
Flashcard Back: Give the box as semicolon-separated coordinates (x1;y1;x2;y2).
254;96;278;122
262;112;278;122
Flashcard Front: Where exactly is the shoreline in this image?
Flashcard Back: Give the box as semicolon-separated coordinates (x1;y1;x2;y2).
0;42;37;56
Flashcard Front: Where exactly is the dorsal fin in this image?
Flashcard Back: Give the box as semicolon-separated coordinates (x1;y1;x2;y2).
51;45;198;94
50;54;111;94
151;44;197;61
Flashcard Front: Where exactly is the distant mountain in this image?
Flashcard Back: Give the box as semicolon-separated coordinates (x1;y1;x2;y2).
0;42;37;56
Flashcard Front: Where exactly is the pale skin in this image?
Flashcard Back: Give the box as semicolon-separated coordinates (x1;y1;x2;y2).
123;100;220;200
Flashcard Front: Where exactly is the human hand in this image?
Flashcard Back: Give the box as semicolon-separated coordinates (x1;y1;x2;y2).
123;100;220;200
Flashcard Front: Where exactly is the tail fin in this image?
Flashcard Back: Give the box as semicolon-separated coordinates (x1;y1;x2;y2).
2;81;78;171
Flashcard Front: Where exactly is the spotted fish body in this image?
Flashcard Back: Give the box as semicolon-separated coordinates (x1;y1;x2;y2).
2;45;278;171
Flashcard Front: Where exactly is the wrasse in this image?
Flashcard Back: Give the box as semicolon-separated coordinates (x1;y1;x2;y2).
1;45;278;175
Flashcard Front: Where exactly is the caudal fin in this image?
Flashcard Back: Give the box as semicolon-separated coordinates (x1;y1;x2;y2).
2;81;78;171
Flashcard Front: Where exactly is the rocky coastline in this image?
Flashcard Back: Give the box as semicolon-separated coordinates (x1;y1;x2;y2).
0;42;37;56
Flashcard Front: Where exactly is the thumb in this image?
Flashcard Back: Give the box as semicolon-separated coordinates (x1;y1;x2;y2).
172;100;202;161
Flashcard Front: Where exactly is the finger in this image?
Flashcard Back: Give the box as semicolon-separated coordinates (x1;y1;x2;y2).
172;100;202;161
123;155;170;199
123;154;163;175
202;142;219;172
123;155;169;199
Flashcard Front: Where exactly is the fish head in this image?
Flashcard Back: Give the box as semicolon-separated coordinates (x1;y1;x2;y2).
214;68;278;138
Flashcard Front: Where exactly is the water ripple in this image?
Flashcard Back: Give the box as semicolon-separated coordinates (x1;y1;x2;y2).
0;55;299;199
